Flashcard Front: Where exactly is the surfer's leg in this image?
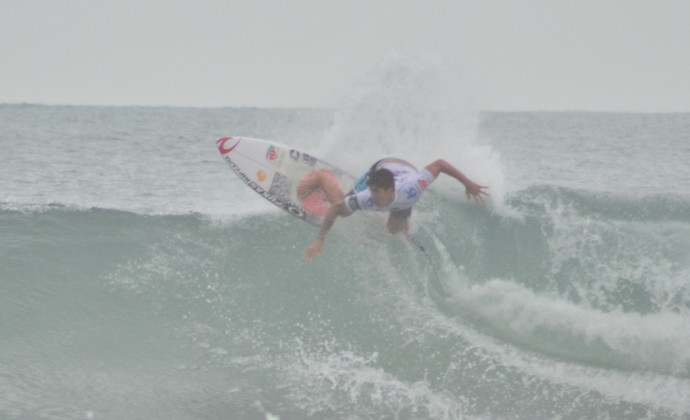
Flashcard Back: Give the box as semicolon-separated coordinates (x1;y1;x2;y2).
320;171;344;204
297;169;343;204
386;209;411;234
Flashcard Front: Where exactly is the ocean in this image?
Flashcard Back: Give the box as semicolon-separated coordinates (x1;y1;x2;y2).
1;102;689;419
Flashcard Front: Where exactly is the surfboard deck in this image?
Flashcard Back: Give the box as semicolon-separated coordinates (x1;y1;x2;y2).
216;136;355;226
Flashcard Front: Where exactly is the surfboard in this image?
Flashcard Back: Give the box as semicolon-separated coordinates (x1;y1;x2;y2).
216;136;355;226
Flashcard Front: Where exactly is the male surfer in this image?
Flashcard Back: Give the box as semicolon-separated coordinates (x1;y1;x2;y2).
301;158;488;262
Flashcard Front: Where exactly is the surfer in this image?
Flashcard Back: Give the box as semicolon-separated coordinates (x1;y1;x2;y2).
302;158;488;262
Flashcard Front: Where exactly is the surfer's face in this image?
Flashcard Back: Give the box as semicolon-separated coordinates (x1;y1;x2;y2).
369;185;395;207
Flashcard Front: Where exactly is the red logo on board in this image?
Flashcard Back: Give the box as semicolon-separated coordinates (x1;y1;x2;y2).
217;137;241;154
266;146;279;162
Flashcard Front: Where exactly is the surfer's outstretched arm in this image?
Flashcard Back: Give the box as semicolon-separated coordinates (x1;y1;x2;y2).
424;159;489;204
303;201;351;262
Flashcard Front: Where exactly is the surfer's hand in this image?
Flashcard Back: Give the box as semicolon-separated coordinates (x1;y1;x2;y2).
465;181;489;205
303;239;324;262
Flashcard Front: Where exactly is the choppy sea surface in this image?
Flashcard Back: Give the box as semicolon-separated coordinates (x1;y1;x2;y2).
2;97;689;418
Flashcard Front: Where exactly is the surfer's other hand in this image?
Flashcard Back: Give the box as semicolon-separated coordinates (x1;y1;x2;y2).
465;181;489;205
303;239;324;262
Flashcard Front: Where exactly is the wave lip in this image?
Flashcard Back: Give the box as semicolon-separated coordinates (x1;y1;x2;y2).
427;185;690;375
447;278;690;374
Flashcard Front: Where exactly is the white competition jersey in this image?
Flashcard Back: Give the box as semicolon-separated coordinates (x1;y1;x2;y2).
344;161;435;213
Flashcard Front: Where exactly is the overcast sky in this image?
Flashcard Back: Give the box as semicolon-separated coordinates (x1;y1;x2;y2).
1;0;689;111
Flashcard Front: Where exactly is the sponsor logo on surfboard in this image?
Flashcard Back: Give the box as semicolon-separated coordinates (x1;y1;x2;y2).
289;150;317;167
265;145;282;165
223;155;307;221
216;137;241;155
268;173;290;198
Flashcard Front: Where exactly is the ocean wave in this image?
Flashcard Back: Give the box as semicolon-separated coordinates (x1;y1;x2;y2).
420;185;690;377
508;184;690;222
3;183;690;417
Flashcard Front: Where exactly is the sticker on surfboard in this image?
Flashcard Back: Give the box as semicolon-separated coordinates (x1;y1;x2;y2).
216;136;355;226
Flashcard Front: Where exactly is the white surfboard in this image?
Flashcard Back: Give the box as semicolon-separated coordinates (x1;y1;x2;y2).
216;136;355;226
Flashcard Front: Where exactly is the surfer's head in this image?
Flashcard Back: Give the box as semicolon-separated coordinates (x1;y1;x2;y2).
367;168;394;189
367;168;395;207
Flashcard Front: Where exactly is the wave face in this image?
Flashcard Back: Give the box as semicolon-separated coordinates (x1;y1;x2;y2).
2;83;690;417
2;188;689;419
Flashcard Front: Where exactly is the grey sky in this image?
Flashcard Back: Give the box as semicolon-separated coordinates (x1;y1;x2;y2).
2;0;689;111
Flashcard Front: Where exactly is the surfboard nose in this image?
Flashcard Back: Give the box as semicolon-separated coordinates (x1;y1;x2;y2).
216;137;241;154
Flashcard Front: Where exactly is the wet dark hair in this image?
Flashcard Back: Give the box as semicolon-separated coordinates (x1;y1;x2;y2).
367;168;395;190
